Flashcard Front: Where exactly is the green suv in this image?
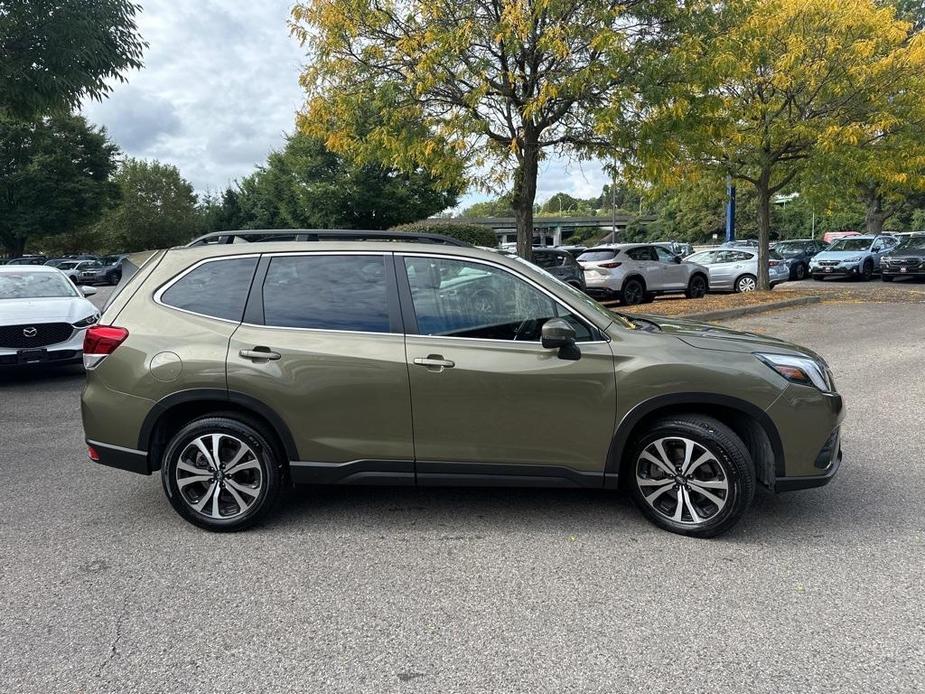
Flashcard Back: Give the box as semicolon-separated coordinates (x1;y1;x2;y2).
81;230;844;537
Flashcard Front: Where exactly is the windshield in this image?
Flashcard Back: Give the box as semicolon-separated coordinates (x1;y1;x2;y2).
577;249;618;263
828;238;872;251
0;271;78;299
896;237;925;252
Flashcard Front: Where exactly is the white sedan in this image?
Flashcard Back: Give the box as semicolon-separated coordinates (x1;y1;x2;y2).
0;265;99;367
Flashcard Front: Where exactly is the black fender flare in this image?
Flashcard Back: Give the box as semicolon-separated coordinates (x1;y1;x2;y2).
603;392;785;485
138;388;299;461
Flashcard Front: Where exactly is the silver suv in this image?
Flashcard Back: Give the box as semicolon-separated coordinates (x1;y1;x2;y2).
577;243;709;305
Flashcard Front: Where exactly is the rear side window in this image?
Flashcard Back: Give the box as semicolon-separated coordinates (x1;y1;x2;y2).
160;257;258;321
262;254;391;332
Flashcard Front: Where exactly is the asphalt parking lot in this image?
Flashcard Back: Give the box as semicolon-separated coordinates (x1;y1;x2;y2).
1;289;923;693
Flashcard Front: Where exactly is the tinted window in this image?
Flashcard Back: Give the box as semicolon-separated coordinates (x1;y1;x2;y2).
577;249;617;263
897;237;925;252
403;257;592;342
262;254;391;332
532;252;558;269
653;246;676;263
626;247;655;261
161;257;258;321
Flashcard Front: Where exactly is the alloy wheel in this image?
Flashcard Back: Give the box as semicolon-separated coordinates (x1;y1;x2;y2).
623;280;644;305
737;276;757;292
688;275;707;298
175;434;263;520
635;437;729;525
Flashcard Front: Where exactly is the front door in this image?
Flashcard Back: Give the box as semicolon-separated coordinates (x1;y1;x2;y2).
398;254;617;486
226;252;414;483
653;245;688;290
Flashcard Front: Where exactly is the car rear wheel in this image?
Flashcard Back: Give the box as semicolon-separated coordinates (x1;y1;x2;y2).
685;274;708;298
161;416;283;532
735;274;757;293
621;278;645;305
628;415;755;538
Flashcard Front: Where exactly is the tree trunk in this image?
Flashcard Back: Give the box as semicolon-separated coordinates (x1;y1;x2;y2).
860;185;890;235
511;143;539;261
755;174;772;291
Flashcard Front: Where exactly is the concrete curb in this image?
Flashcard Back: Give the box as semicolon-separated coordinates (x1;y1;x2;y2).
666;295;822;322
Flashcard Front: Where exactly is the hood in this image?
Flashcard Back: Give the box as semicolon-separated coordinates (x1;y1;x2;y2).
814;249;870;261
619;314;821;359
0;296;98;325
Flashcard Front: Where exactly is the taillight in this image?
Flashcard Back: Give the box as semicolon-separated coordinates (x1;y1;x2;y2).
769;260;782;267
83;325;129;368
599;261;623;269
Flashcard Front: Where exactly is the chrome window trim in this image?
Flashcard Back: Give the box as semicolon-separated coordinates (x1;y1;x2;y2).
398;251;611;343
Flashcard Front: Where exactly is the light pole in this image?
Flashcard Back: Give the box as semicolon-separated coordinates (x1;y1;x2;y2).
725;175;736;243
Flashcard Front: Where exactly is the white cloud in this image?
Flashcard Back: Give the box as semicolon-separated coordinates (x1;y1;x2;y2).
83;1;608;208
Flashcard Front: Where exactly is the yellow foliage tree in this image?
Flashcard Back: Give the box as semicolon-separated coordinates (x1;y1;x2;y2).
630;0;925;288
291;0;674;258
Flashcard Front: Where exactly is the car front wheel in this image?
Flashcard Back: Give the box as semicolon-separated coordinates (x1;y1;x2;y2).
628;415;755;538
685;274;708;298
793;263;807;280
161;416;283;532
860;260;873;281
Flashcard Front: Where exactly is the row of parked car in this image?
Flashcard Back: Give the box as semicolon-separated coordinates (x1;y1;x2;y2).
536;231;924;305
3;254;127;285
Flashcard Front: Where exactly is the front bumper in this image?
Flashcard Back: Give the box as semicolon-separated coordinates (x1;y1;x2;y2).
0;328;85;367
810;262;861;277
766;386;845;492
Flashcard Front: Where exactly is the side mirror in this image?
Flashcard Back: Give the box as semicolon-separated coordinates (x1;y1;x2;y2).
673;255;682;264
541;318;580;360
81;286;97;297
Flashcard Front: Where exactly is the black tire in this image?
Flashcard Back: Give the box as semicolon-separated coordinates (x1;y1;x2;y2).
812;274;825;281
860;260;873;281
161;416;284;532
107;271;120;285
882;274;893;282
735;274;757;293
793;263;807;281
621;278;645;305
685;273;708;299
642;292;656;304
627;415;755;538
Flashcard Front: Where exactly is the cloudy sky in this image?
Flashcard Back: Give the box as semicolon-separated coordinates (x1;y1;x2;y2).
82;0;610;211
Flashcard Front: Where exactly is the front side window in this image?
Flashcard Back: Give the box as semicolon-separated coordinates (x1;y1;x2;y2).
626;247;656;261
160;256;258;321
262;254;391;332
653;246;677;263
403;257;593;342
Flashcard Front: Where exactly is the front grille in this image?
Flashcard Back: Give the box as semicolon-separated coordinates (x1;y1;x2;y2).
818;260;841;267
0;323;74;348
883;257;923;269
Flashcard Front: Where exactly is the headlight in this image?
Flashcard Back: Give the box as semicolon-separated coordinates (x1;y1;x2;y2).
842;256;861;263
73;313;100;328
755;352;833;392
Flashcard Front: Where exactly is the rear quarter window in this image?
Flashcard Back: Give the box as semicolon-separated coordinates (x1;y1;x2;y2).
159;256;258;321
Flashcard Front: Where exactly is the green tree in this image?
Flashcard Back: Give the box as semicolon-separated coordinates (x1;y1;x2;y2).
96;158;200;251
0;114;119;256
292;0;675;260
0;0;145;118
226;132;458;231
631;0;925;288
459;196;516;218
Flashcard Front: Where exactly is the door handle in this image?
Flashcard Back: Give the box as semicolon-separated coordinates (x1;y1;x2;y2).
413;355;455;370
239;347;281;361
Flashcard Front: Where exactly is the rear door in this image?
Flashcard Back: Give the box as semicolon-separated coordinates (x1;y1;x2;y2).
398;253;617;484
226;252;414;482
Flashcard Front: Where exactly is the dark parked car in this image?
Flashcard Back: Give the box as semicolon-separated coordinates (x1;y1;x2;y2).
555;245;588;259
881;234;925;281
530;247;586;291
92;255;129;285
772;239;828;280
